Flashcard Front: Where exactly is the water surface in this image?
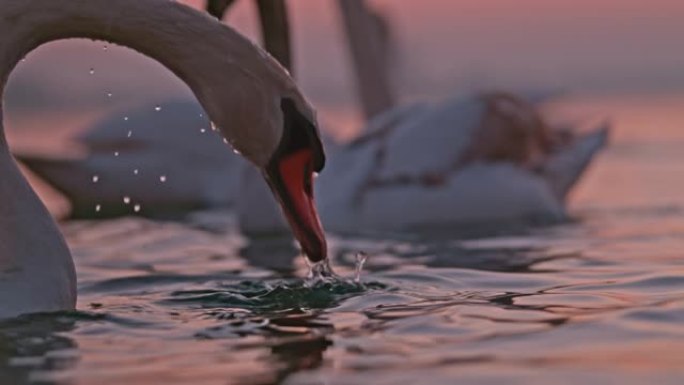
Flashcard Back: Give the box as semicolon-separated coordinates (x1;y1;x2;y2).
2;96;684;384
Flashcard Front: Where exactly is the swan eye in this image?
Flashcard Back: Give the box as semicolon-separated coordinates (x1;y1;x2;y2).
277;98;325;172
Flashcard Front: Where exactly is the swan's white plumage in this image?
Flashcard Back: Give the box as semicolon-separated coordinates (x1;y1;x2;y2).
313;94;608;233
357;163;565;230
0;146;76;318
373;95;481;180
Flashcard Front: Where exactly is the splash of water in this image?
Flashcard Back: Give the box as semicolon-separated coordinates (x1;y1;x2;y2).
306;258;336;284
306;252;370;285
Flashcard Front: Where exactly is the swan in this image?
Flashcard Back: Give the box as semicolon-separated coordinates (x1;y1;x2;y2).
0;0;328;319
19;100;247;218
238;91;610;234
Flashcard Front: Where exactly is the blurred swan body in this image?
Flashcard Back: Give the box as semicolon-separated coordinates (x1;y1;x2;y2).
240;92;610;234
20;101;245;218
0;0;327;319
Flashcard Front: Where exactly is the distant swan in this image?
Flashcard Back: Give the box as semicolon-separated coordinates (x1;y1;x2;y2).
239;92;609;234
19;100;246;218
0;0;328;319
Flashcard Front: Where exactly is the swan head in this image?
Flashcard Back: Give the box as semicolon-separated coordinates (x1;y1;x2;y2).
198;71;327;261
261;98;327;263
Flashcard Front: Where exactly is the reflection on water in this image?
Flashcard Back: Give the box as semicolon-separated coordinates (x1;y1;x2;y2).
2;97;684;384
0;313;82;384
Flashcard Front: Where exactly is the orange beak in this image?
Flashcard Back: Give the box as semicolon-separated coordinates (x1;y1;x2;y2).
265;148;327;262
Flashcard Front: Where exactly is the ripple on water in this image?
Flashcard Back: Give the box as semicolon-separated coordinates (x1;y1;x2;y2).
2;201;684;385
163;278;389;313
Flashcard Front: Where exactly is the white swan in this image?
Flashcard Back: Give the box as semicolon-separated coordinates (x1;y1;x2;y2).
19;100;246;217
239;92;609;234
0;0;328;319
318;92;609;232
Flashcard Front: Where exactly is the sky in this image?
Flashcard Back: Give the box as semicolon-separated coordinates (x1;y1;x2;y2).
5;0;684;137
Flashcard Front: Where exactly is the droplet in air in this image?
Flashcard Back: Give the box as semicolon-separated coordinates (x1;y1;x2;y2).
95;204;102;212
127;130;133;138
124;116;129;121
106;92;113;98
134;204;141;213
222;138;228;144
210;122;218;131
114;151;119;157
92;175;99;183
159;175;167;183
154;105;162;112
200;128;206;133
232;149;241;155
133;169;139;175
123;196;131;204
89;68;95;75
103;44;108;51
354;252;368;283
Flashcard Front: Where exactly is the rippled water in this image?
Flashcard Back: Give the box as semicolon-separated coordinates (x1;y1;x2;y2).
2;96;684;384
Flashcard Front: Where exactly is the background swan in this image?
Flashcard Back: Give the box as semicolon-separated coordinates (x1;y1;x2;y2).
239;92;609;235
0;0;327;319
19;100;245;218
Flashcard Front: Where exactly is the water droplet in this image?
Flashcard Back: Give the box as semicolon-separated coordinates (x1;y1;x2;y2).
200;128;206;133
95;204;102;212
134;204;141;213
124;116;129;121
133;169;139;175
354;252;368;283
154;105;162;112
114;151;119;157
89;68;95;75
127;130;133;138
106;92;113;98
232;149;241;155
92;175;99;183
123;196;131;204
210;122;218;131
103;44;108;51
159;175;167;183
222;138;228;144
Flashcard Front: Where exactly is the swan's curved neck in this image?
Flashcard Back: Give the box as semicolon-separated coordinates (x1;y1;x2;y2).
2;1;193;90
0;0;290;153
